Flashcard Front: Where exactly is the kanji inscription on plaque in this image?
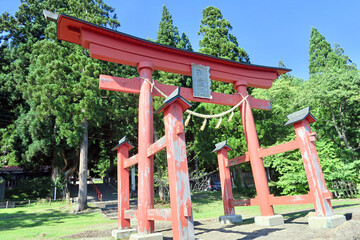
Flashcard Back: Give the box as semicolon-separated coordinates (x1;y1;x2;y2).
191;63;212;99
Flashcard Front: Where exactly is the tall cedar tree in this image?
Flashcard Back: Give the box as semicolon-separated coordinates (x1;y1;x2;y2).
0;0;69;168
308;27;332;75
1;0;139;210
155;5;192;87
156;5;179;48
306;31;360;188
198;6;249;63
188;6;250;173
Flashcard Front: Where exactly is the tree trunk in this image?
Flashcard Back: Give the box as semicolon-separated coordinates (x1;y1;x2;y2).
238;166;246;188
51;166;59;182
158;165;165;202
77;116;88;211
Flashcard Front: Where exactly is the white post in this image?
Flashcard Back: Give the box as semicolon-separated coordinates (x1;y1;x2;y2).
131;167;135;191
54;186;57;201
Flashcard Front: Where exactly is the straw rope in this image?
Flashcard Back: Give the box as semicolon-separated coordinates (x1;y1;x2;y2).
140;77;248;130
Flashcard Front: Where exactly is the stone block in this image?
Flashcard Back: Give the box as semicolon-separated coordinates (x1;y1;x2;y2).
130;233;163;240
112;229;136;239
308;215;346;228
254;215;284;226
219;215;242;224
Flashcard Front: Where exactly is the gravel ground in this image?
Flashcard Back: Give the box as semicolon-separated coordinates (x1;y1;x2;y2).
64;204;360;240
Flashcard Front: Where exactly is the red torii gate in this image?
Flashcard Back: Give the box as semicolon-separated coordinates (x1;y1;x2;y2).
212;107;343;226
44;10;345;240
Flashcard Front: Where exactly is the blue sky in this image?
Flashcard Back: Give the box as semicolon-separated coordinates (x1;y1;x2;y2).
1;0;360;80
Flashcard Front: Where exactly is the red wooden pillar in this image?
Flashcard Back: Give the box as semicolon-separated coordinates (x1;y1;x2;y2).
156;87;195;240
234;81;274;216
286;107;334;216
213;141;235;216
137;62;155;234
112;137;134;229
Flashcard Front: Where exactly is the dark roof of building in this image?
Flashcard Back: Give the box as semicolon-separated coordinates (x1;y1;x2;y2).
0;166;51;173
0;165;23;173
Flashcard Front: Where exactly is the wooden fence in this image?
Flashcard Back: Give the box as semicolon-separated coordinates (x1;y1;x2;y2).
331;181;359;198
0;199;66;209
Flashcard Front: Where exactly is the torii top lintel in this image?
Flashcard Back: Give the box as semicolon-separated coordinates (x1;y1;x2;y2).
56;14;290;89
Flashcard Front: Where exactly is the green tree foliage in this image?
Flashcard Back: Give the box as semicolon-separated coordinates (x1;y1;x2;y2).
5;176;54;200
252;65;306;195
0;1;139;207
198;6;249;63
154;5;192;90
156;5;179;48
306;63;360;155
308;27;332;75
251;30;360;195
189;6;251;173
156;5;192;51
307;29;360;158
0;0;65;166
305;41;360;183
153;5;193;139
252;64;304;146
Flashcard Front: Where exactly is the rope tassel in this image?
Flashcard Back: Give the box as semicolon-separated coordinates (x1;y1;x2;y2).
215;117;222;129
185;114;191;127
200;118;207;131
228;111;234;122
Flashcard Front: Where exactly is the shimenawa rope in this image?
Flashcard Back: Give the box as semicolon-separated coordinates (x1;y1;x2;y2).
140;77;248;130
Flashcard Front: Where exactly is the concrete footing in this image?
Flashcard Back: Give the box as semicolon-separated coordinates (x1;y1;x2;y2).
219;215;242;224
112;229;136;239
308;215;346;228
254;215;284;226
130;233;163;240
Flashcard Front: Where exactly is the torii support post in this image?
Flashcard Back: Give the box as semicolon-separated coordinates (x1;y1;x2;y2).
156;87;195;239
286;107;346;228
233;81;284;226
213;141;242;224
111;137;136;239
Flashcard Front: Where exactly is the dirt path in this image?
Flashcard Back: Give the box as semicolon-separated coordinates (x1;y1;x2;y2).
65;205;360;240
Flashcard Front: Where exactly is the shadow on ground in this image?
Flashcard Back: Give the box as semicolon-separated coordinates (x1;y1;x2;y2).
0;207;97;231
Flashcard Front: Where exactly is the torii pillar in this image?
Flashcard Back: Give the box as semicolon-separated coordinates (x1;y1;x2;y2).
111;137;137;239
212;140;242;224
156;87;195;239
137;62;155;235
234;81;284;226
285;107;346;228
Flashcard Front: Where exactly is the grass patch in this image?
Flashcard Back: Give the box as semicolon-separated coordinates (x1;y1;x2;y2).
0;201;115;240
191;190;262;219
93;179;104;184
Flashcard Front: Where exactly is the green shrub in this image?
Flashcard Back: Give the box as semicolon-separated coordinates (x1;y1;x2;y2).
5;177;54;200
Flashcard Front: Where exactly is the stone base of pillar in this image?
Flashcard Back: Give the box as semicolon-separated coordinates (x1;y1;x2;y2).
219;215;242;224
254;215;284;226
112;229;136;239
130;233;163;240
308;215;346;228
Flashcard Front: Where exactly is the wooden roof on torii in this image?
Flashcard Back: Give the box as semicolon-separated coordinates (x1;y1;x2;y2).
44;10;290;90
